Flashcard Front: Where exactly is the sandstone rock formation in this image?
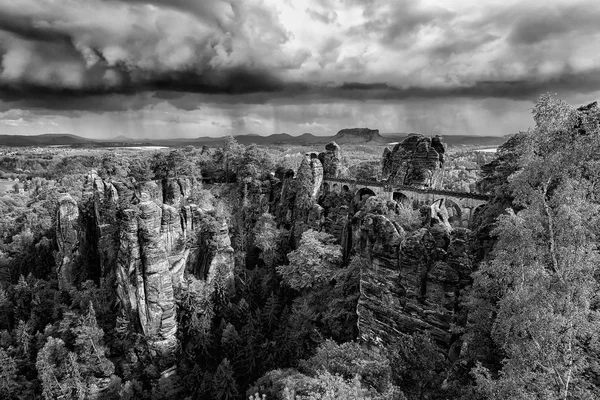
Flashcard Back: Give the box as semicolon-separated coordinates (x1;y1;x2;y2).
56;174;236;359
136;199;178;355
381;134;445;188
353;197;472;354
55;193;82;290
291;154;324;241
318;141;343;178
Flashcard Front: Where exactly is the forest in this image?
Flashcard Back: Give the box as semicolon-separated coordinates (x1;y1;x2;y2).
0;94;599;400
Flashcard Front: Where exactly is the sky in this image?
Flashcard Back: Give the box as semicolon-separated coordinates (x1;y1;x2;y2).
1;0;600;139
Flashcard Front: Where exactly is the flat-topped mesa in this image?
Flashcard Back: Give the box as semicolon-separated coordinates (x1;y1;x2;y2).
381;133;446;189
333;128;387;144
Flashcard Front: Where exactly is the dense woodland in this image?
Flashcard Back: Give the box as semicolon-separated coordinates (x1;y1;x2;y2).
0;95;599;399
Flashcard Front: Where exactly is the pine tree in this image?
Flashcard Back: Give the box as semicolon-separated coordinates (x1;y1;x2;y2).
212;358;239;400
36;337;85;400
0;348;18;395
73;301;114;378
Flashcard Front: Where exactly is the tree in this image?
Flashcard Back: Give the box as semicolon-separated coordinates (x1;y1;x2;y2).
151;149;201;180
276;229;342;291
0;348;18;395
470;95;600;399
36;337;86;400
212;358;239;400
98;152;129;179
72;302;114;378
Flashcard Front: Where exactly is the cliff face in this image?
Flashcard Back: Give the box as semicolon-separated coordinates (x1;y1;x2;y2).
354;198;472;354
381;134;445;188
55;174;235;357
291;154;324;241
318;141;343;178
55;194;82;290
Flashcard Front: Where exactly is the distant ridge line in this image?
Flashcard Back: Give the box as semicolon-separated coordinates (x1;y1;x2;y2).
0;133;507;147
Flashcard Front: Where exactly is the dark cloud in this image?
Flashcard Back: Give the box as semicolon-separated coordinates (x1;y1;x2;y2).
0;14;72;44
1;0;600;119
508;3;600;45
3;66;600;114
0;0;297;96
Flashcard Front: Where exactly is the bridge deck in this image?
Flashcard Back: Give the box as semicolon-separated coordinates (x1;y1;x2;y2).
323;177;489;201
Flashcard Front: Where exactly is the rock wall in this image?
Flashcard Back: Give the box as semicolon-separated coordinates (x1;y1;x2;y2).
55;194;82;290
55;174;236;358
290;154;324;242
352;197;472;355
318;141;343;178
381;134;445;188
136;200;178;355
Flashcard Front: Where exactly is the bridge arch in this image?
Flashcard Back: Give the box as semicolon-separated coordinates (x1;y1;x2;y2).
393;191;411;208
442;198;463;227
355;187;376;202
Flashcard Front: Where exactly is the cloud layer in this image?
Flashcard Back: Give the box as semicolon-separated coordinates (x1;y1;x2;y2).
1;0;600;137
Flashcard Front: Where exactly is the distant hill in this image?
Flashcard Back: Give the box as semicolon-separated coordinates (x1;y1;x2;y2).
382;133;506;147
0;132;507;148
0;133;94;146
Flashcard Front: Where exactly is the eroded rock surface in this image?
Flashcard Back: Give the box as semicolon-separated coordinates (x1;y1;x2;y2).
381;134;445;188
354;197;472;354
55;194;82;290
56;175;236;359
318;141;343;178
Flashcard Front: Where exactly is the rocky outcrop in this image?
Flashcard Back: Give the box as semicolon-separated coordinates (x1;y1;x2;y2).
55;194;82;290
353;197;405;345
57;174;236;360
333;128;386;144
355;197;472;354
381;134;445;188
161;204;187;287
318;141;343;178
137;200;178;356
295;154;323;208
115;209;143;332
291;154;324;241
203;219;235;288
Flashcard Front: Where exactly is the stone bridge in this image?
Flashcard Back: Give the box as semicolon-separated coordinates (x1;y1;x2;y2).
322;177;489;227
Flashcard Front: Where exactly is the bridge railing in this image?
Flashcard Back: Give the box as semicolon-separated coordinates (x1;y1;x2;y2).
322;177;489;201
323;177;386;187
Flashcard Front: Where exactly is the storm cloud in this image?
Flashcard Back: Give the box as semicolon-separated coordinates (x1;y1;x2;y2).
1;0;600;137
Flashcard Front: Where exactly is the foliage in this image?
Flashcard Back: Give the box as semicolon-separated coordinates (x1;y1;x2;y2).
468;94;600;399
277;230;342;291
